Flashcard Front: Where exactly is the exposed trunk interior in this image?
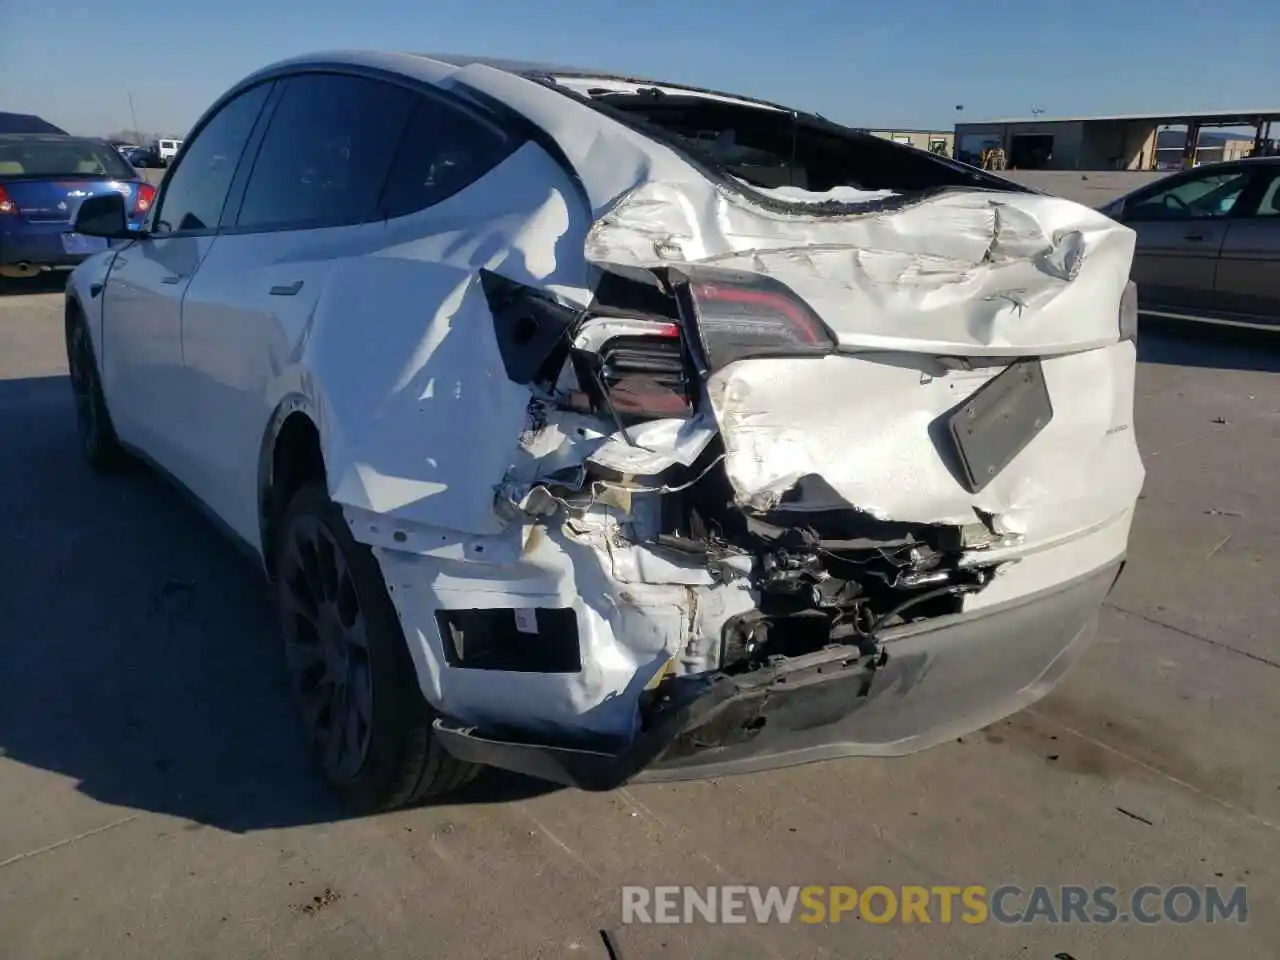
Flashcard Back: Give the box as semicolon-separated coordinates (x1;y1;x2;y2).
579;89;1028;199
650;439;989;671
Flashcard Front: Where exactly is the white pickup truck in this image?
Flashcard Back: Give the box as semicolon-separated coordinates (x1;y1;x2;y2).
151;137;183;166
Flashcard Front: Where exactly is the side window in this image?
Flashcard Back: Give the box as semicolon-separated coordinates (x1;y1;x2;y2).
235;74;416;231
152;83;271;234
1249;172;1280;217
1126;169;1253;222
379;96;516;219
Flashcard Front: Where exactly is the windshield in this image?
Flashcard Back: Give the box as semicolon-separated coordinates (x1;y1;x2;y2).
0;138;134;178
566;86;1020;200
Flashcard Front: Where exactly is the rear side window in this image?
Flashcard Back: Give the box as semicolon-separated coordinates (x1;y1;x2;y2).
153;83;272;234
235;73;416;230
379;96;515;218
0;138;133;179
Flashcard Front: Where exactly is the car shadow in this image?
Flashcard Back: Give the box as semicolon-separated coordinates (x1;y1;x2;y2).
1138;315;1280;372
0;272;69;297
0;375;558;835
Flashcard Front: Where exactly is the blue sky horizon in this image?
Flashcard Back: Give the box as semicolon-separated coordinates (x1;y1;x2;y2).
3;0;1279;137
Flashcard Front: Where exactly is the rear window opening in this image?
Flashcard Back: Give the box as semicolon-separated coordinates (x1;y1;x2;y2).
564;87;1027;209
0;138;134;179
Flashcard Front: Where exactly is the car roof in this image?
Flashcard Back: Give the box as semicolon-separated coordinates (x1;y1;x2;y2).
408;52;799;113
0;133;107;144
414;53;641;79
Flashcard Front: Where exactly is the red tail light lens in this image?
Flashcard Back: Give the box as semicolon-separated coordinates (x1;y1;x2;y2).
133;182;157;216
0;185;17;216
1119;279;1138;343
673;267;836;370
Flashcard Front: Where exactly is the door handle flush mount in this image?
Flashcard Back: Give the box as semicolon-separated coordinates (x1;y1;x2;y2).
269;280;305;296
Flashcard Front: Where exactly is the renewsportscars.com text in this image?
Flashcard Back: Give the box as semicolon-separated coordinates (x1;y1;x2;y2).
621;884;1248;925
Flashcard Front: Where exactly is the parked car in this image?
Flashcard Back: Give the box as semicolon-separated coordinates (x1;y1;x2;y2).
151;137;183;166
1099;157;1280;328
123;145;162;168
0;134;154;278
64;52;1144;813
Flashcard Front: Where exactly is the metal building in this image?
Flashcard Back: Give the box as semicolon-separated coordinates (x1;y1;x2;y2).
865;128;954;156
954;110;1280;170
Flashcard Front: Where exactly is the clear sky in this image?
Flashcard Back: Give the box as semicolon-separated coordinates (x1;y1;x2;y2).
3;0;1279;137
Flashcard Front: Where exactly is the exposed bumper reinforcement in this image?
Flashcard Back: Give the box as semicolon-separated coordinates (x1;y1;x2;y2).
432;559;1125;790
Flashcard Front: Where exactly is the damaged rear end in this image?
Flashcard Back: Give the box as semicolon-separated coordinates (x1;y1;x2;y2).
386;71;1144;787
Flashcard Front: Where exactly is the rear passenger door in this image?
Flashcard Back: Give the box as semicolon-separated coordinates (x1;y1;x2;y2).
177;68;524;547
1212;166;1280;325
1120;165;1257;314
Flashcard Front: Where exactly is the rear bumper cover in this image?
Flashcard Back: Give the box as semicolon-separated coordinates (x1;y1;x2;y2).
1;220;143;267
433;558;1125;789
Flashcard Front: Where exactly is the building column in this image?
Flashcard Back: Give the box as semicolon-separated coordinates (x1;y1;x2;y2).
1182;121;1201;168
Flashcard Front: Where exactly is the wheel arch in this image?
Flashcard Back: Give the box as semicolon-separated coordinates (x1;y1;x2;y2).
64;289;90;346
258;394;327;579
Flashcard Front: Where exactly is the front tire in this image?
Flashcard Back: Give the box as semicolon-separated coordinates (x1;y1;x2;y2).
274;482;479;813
65;308;127;471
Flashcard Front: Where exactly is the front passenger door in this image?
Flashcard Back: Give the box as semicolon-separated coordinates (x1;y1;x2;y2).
1119;166;1257;315
175;72;420;543
101;81;273;473
1212;168;1280;324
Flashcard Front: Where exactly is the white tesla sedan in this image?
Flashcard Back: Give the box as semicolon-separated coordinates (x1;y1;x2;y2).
64;52;1145;813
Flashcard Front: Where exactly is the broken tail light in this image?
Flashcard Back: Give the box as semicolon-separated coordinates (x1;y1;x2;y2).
478;269;696;421
672;266;836;370
571;317;695;420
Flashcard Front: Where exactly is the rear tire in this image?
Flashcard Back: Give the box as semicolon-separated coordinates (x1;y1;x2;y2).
65;309;127;472
274;482;479;813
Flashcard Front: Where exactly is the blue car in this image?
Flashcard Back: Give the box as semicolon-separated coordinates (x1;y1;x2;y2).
122;145;162;168
0;134;154;277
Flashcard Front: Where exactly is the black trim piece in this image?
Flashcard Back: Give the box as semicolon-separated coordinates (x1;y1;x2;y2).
479;269;579;386
436;608;582;673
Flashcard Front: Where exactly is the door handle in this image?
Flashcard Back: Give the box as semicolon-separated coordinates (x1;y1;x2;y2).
269;280;304;297
1184;231;1209;242
160;274;184;284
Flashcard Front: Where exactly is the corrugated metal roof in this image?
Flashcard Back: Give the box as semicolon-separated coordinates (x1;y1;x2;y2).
867;128;954;135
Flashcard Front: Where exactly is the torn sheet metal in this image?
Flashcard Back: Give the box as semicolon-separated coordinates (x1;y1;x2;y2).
705;342;1145;536
586;180;1136;356
585;415;717;475
315;140;596;542
747;183;898;205
375;516;751;739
